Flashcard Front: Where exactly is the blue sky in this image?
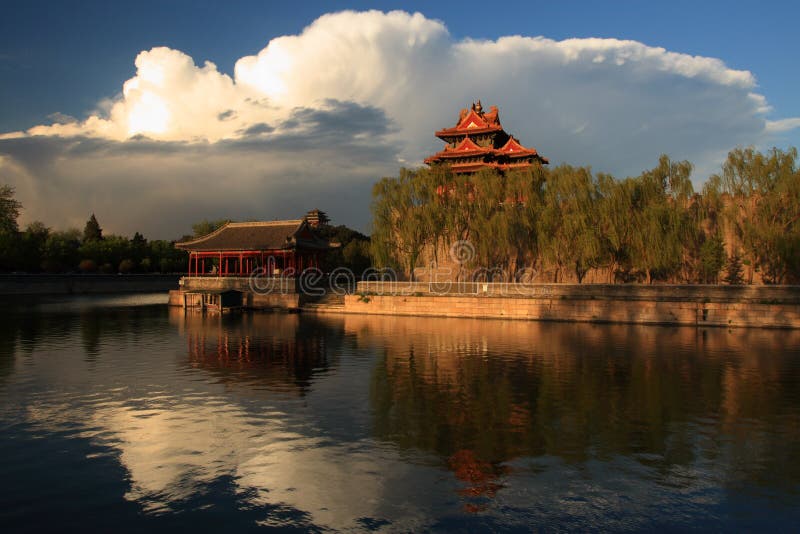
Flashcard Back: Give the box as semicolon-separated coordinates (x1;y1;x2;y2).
0;1;798;236
2;0;797;135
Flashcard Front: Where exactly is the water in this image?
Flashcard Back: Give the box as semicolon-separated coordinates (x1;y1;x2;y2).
1;294;800;531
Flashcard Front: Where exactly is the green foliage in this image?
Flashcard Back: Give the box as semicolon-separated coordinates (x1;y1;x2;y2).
619;155;694;283
539;165;601;283
16;222;50;272
371;167;446;277
713;147;800;284
699;235;726;284
370;147;798;285
42;230;81;272
0;186;23;270
83;214;103;242
724;253;745;285
130;232;147;261
317;224;371;275
0;185;22;234
597;175;636;282
118;259;136;273
0;201;186;273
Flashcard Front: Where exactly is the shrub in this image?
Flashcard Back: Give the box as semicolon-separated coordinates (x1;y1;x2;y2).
78;259;97;273
118;259;136;273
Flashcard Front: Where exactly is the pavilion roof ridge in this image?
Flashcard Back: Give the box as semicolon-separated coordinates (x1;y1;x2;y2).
227;220;304;228
175;219;306;249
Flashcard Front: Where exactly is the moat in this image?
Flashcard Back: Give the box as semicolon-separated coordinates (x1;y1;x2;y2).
1;294;799;531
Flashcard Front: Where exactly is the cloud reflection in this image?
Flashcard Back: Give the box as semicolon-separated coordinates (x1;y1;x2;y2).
7;305;800;529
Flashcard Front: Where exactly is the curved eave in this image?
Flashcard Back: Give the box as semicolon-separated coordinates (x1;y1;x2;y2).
429;149;493;159
435;125;504;139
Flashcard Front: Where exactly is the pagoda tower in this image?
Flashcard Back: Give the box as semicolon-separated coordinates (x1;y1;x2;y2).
424;100;548;173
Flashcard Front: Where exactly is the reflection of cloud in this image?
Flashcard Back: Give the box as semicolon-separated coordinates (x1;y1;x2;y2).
1;10;798;235
25;397;405;529
238;437;397;529
13;310;800;529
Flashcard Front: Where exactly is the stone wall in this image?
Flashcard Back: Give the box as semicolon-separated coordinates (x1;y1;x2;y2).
343;284;800;328
168;289;300;310
179;276;297;293
355;281;800;303
0;274;180;295
170;276;300;310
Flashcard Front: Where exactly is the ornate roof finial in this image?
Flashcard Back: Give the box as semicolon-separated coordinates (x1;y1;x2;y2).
475;100;483;113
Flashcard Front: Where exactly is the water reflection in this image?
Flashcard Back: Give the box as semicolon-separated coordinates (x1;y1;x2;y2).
170;310;340;396
2;300;800;530
345;315;800;510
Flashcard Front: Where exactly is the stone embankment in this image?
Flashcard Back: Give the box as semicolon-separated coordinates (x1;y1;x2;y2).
168;276;302;311
169;277;800;328
335;282;800;329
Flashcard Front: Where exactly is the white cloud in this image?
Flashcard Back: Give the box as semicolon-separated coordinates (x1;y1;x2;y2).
1;9;798;236
766;117;800;133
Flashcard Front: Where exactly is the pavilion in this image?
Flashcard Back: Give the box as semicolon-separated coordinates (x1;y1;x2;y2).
176;217;335;277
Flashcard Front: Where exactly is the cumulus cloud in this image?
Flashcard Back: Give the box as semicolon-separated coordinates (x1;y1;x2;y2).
0;101;396;238
0;9;797;237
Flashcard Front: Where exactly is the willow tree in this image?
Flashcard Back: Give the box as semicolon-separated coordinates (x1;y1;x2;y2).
371;168;440;278
489;172;537;278
506;166;546;275
681;179;725;283
713;147;800;284
597;174;636;282
537;165;601;283
465;168;510;275
628;155;694;284
417;165;453;266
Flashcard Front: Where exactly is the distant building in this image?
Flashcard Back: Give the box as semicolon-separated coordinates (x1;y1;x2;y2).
424;100;548;173
176;217;335;277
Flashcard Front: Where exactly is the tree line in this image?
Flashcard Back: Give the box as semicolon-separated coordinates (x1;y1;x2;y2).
0;196;372;275
371;147;800;284
0;200;186;273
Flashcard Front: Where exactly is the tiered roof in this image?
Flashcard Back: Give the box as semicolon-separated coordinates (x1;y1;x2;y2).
425;100;548;173
435;107;504;139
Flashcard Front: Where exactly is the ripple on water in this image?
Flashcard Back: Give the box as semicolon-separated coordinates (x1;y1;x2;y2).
1;305;800;530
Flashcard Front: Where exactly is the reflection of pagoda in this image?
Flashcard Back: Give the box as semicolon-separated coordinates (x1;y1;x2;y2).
172;310;339;396
424;100;548;173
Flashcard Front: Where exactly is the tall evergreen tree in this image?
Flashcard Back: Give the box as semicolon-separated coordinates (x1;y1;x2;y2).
83;214;103;242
